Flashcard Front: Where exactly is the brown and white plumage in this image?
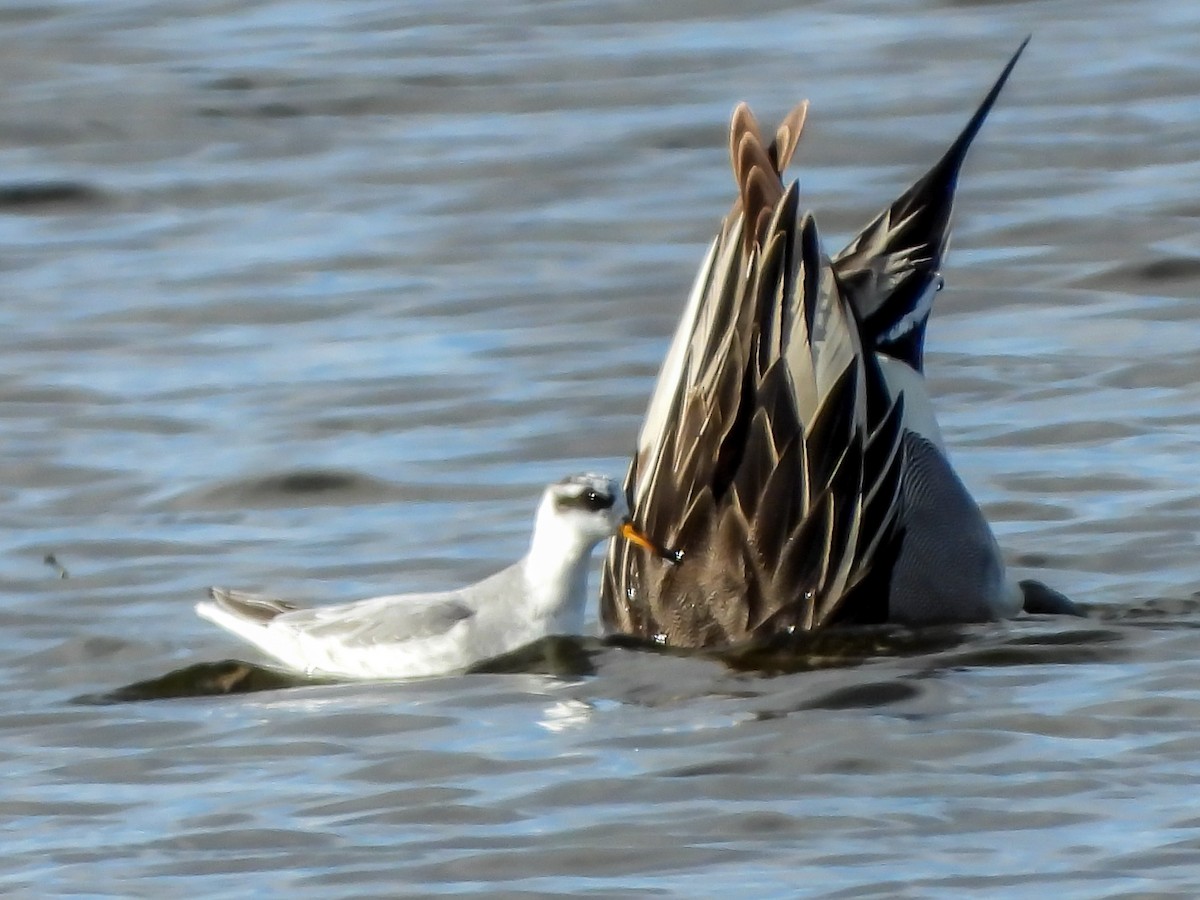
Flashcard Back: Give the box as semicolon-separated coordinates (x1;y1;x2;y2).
600;103;905;647
601;44;1078;649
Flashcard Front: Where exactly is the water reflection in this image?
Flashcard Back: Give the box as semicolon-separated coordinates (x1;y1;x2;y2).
84;608;1143;705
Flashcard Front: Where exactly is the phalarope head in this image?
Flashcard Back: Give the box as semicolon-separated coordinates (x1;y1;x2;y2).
544;474;679;561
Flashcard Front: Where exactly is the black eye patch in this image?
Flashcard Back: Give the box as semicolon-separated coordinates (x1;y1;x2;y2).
556;488;614;512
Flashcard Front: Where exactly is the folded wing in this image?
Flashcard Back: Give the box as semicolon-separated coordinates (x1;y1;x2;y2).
600;106;904;647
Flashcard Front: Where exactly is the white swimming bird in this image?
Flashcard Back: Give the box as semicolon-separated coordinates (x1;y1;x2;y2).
601;39;1078;648
197;474;675;679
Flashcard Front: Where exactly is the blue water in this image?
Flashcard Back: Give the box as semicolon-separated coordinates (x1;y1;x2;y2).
4;0;1200;896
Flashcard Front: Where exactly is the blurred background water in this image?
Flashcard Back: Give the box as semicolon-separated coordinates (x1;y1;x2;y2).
4;0;1200;896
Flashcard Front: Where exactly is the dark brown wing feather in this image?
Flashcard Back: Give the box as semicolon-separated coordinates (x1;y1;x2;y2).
600;106;904;648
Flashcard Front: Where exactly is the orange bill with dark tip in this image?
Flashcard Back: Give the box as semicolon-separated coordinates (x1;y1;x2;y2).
619;521;684;564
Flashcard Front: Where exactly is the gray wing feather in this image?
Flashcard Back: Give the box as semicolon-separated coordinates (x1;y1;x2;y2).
208;587;300;622
208;584;476;648
285;594;475;647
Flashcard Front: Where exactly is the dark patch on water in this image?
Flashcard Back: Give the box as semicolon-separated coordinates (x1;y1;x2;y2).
710;625;974;675
799;681;923;711
177;469;406;510
933;627;1128;669
274;471;358;494
1134;256;1200;283
1093;595;1200;625
83;637;602;703
0;180;104;210
74;659;320;704
207;75;258;91
657;758;763;777
467;634;602;677
197;102;307;119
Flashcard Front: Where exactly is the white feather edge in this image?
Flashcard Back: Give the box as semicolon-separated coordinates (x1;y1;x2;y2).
634;234;721;502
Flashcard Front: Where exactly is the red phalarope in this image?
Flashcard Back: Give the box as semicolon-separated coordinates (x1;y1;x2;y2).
197;474;675;679
601;39;1078;648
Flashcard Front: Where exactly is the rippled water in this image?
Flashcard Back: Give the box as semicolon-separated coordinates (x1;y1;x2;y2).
5;0;1200;895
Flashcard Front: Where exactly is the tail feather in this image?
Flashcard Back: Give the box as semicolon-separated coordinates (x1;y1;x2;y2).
195;588;305;665
207;587;299;623
832;38;1029;371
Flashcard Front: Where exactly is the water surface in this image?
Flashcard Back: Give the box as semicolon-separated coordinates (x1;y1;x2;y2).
4;0;1200;895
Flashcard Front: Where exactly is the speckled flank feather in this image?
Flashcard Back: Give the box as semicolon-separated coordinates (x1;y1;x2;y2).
884;433;1021;624
600;106;905;647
